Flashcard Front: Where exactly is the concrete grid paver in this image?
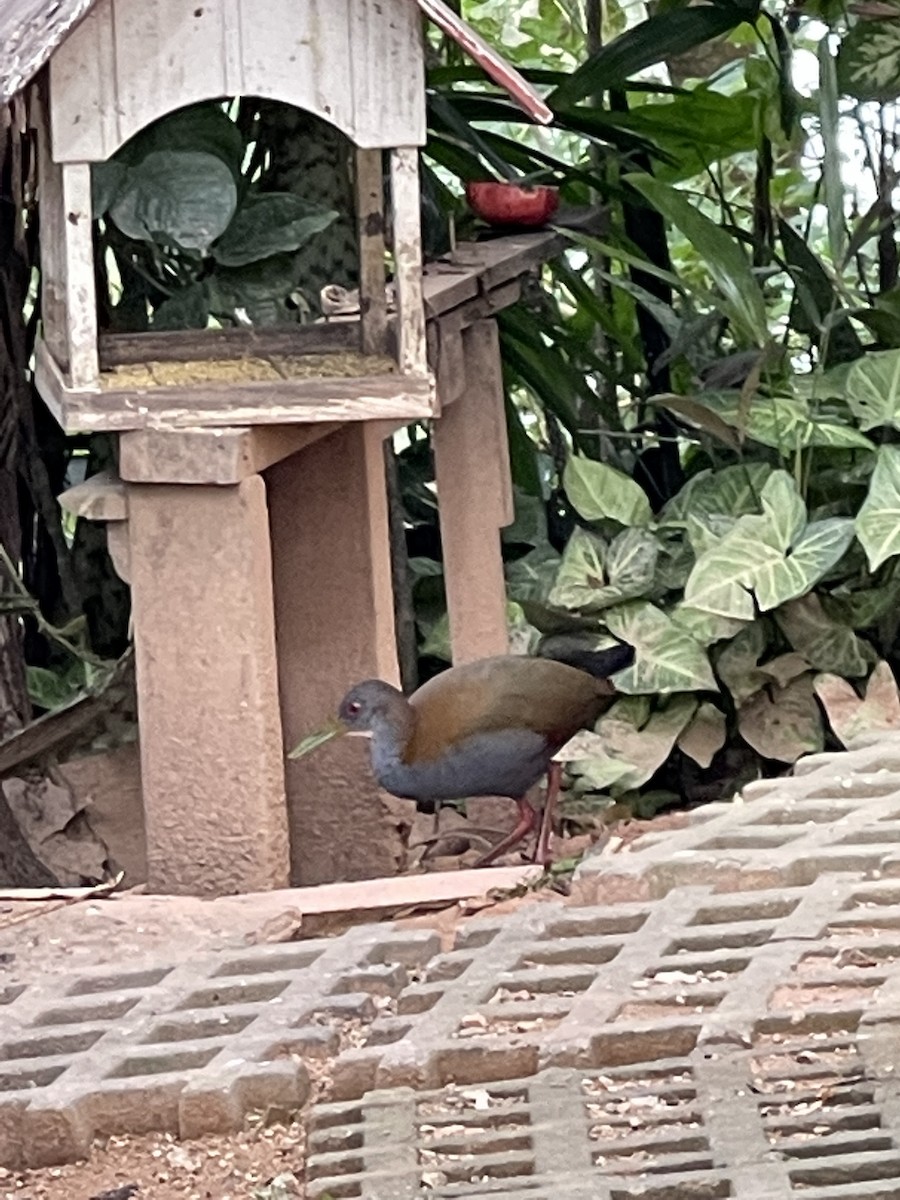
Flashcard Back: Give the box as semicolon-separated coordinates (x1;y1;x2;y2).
7;736;900;1195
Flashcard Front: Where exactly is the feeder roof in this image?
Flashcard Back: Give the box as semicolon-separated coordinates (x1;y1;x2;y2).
0;0;553;122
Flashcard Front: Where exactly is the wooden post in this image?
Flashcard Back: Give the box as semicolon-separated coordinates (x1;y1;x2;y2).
433;319;513;664
128;476;290;895
37;99;98;387
268;423;403;885
390;146;427;377
355;147;388;356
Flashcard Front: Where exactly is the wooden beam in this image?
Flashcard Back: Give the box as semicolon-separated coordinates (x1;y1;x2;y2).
119;424;341;485
434;320;512;663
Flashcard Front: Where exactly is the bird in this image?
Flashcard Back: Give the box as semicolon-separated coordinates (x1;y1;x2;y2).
294;641;634;868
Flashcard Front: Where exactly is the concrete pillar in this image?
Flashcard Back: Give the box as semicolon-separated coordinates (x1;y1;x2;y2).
267;423;402;885
127;475;289;895
433;319;513;664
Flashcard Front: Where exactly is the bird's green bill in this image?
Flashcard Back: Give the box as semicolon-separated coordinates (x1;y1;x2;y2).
287;718;346;760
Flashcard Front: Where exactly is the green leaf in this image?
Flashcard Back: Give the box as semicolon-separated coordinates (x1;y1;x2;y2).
152;283;209;330
751;517;856;611
603;600;717;693
856;445;900;570
837;19;900;102
823;578;900;629
549;5;754;108
686;389;874;453
611;89;760;182
214;195;338;268
845;350;900;431
563;456;652;526
775;594;870;676
287;722;343;760
118;103;245;177
26;664;87;711
110;150;237;253
206;253;299;325
625;174;769;347
738;674;823;763
91;160;128;217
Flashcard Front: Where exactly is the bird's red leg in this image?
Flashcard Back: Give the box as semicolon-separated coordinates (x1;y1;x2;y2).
473;796;536;867
534;761;562;867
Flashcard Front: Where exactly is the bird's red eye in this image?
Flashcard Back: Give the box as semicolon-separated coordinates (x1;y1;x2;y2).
347;701;361;716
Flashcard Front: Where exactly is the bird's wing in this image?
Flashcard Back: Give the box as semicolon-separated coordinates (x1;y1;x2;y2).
404;656;611;764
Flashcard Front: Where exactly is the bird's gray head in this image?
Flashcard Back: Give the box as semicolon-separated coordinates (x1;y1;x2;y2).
337;679;405;732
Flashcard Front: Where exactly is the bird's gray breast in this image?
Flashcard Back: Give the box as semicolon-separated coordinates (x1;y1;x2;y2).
371;727;551;801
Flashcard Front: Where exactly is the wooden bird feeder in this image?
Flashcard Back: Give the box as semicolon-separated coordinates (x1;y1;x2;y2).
4;0;565;897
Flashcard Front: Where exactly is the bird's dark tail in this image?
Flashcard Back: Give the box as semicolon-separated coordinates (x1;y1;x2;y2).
536;633;635;679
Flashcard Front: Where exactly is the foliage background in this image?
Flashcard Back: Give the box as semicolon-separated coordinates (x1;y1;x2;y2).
4;0;900;875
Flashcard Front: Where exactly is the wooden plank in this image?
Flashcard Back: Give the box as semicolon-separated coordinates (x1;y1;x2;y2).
355;148;389;356
247;865;542;915
416;0;553;125
240;0;357;140
47;0;424;159
391;147;428;377
423;263;480;316
119;424;341;485
352;0;426;149
49;0;116;160
99;323;361;368
55;373;437;433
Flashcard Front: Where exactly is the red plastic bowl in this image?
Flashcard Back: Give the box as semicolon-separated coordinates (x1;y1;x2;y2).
465;181;559;228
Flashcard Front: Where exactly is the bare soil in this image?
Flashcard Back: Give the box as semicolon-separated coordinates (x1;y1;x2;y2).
2;1120;306;1200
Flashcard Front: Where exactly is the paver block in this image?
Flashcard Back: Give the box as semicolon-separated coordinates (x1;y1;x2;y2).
9;734;900;1186
0;925;442;1168
573;735;900;904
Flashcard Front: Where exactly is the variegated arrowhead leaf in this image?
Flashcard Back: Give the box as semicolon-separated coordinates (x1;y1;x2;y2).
845;349;900;430
549;526;659;613
661;461;773;526
856;445;900;570
677;701;727;767
684;471;854;617
569;694;698;794
814;660;900;746
775;594;870;676
604;600;716;693
738;673;824;763
837;19;900;103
